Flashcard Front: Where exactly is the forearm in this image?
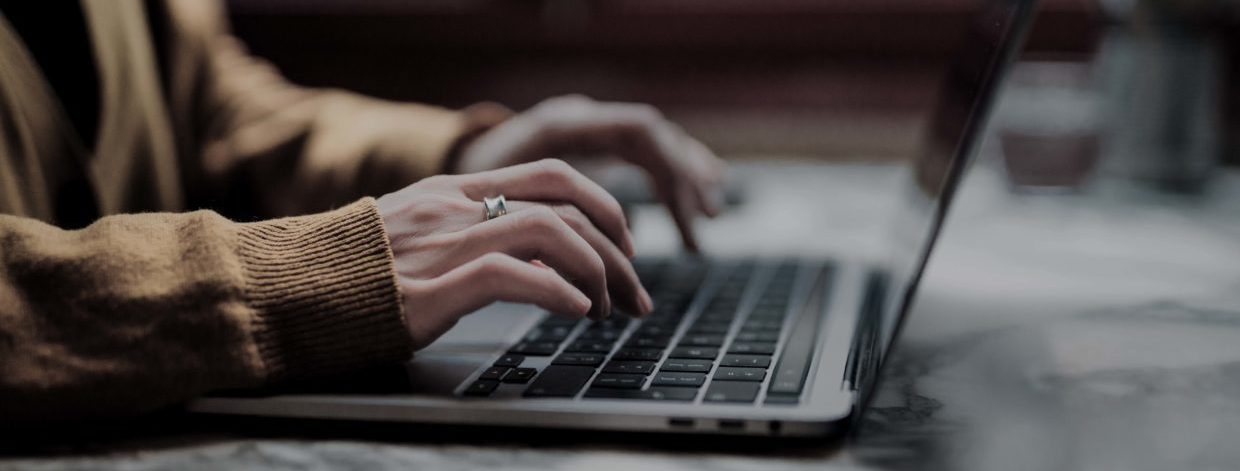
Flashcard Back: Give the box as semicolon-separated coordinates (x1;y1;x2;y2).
0;199;409;422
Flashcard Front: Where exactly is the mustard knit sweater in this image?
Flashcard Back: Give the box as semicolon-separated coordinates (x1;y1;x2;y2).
0;0;493;422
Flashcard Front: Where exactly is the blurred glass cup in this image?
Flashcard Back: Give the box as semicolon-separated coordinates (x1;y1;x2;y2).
991;61;1102;192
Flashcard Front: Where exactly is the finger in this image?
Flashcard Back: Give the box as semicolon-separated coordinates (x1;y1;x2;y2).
403;253;591;348
459;159;635;258
507;201;653;316
682;137;726;218
661;181;701;252
422;206;613;319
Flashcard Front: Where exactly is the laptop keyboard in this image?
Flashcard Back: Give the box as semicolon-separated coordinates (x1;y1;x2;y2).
461;258;826;405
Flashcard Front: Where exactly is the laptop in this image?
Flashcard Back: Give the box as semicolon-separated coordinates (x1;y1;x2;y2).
190;0;1036;437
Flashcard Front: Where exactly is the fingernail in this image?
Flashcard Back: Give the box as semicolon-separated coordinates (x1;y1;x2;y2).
706;189;725;217
639;289;654;315
624;234;637;258
574;294;593;316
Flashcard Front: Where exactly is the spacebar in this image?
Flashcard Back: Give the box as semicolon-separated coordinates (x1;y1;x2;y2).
766;268;827;399
523;365;595;397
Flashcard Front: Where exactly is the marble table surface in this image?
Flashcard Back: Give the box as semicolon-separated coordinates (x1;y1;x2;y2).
3;159;1239;470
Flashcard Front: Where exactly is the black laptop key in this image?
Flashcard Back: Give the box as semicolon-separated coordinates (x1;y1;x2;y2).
721;354;772;368
552;353;606;366
577;329;623;341
735;332;781;343
611;348;664;361
704;381;760;403
660;359;713;373
713;367;767;382
523;365;595;397
584;387;698;401
590;317;631;330
509;341;560;356
503;367;538;384
565;340;615;353
637;324;674;337
680;335;726;347
728;342;777;355
741;320;784;332
463;379;500;397
525;325;573;343
669;347;719;359
480;367;510;380
602;361;657;375
687;323;731;334
624;335;672;349
592;374;647;389
651;372;707;387
493;354;525;367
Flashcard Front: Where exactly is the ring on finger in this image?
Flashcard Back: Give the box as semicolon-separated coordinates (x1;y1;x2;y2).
483;195;508;221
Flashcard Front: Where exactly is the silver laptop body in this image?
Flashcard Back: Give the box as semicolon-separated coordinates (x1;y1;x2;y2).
190;0;1036;437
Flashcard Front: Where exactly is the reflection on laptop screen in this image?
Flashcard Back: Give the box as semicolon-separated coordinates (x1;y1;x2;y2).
856;0;1037;408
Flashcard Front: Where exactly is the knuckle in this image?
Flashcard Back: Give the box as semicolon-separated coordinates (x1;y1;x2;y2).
553;205;588;229
474;253;514;277
537;158;574;180
518;206;563;235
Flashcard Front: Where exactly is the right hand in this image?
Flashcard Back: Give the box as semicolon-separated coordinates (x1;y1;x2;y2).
377;159;654;350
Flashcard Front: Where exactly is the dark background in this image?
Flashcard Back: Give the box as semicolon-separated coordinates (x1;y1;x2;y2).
227;0;1236;164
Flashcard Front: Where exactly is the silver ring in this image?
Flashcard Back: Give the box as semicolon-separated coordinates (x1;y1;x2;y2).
483;195;508;221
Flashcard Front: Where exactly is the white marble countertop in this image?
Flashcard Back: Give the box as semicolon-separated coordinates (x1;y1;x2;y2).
4;159;1239;470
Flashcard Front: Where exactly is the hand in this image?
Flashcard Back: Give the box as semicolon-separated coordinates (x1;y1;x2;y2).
377;159;654;350
455;95;727;251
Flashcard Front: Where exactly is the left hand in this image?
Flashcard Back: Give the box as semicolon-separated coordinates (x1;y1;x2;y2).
454;95;727;251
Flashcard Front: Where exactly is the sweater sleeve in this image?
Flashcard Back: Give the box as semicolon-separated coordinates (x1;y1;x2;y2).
0;198;409;423
158;0;509;220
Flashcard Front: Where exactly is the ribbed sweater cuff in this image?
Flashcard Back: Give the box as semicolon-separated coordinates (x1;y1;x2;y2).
235;198;410;382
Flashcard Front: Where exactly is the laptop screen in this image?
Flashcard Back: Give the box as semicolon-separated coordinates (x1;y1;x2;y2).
856;0;1037;409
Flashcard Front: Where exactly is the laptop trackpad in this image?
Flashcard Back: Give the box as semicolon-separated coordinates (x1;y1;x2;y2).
406;302;542;396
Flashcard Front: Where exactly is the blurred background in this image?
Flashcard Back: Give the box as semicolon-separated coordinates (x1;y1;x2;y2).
226;0;1239;190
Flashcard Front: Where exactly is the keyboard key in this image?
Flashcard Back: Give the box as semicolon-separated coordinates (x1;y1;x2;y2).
713;367;767;382
720;354;772;368
637;324;674;337
704;381;760;403
592;374;647;389
660;359;713;373
590;318;631;330
552;353;605;366
680;335;726;347
611;348;664;361
480;367;510;380
728;342;777;355
687;323;731;334
669;347;719;359
583;387;698;401
577;329;623;341
503;367;538;384
651;372;707;387
565;340;615;353
624;336;672;349
509;341;559;356
523;365;596;397
735;332;781;343
742;320;784;332
463;379;500;397
525;325;573;343
602;361;657;375
493;354;525;367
